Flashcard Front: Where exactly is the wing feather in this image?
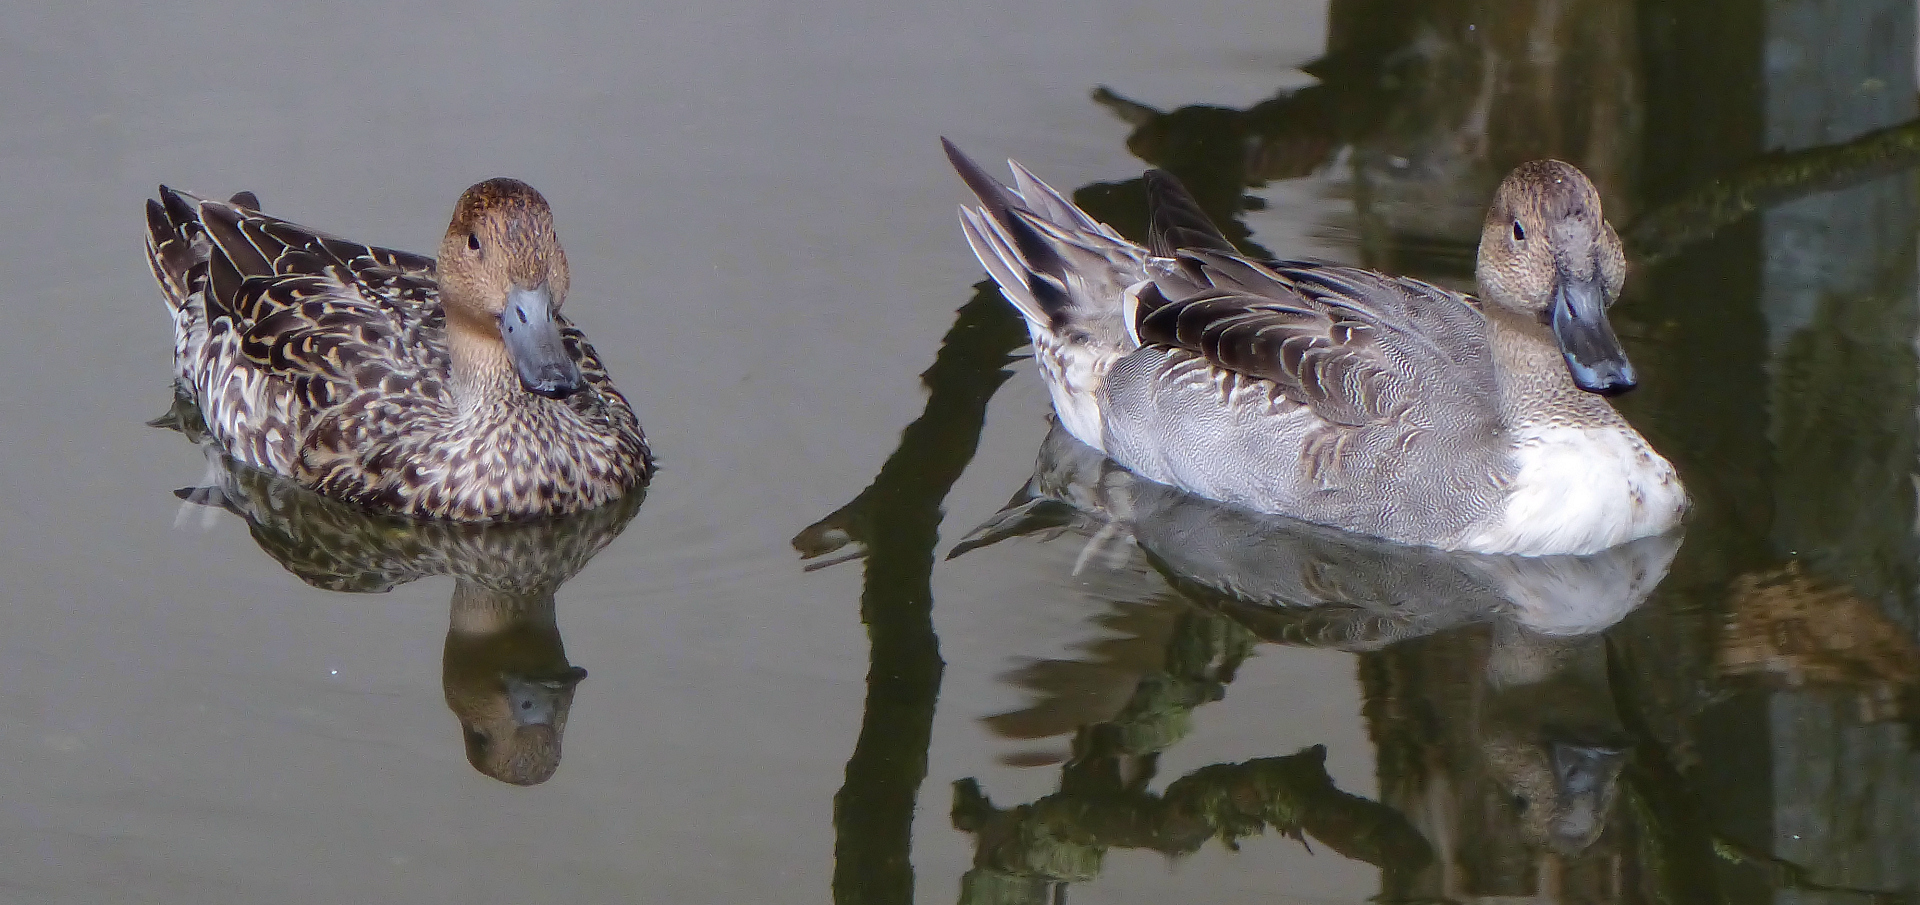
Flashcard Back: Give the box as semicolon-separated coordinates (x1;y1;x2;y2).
1134;256;1494;430
156;188;452;473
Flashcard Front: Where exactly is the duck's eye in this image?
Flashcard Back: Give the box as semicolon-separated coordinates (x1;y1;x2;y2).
1511;220;1527;242
467;232;481;252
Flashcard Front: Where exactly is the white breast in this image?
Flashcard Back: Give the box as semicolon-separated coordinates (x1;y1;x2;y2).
1464;425;1687;556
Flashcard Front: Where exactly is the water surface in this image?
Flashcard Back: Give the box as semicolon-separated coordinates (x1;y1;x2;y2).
4;1;1919;902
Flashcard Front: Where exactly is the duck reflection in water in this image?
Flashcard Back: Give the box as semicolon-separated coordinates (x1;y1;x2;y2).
950;423;1679;895
443;583;592;786
159;398;642;785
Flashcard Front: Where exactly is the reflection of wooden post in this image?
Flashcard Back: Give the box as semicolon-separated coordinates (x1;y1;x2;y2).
1759;0;1920;602
1754;0;1920;891
1329;0;1640;275
1609;9;1779;897
1613;9;1782;897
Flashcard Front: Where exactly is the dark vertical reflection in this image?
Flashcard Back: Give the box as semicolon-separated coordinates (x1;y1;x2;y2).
794;287;1027;905
1750;0;1920;893
1615;5;1775;904
1630;0;1772;578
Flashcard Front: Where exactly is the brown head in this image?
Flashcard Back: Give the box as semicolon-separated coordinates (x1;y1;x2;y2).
1475;161;1634;396
443;582;585;786
437;178;584;399
447;667;586;785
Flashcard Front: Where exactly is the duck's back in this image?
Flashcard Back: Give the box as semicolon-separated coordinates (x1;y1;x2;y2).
145;187;449;474
1099;255;1516;548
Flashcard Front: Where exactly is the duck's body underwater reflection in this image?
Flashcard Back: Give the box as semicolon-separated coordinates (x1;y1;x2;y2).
959;422;1679;640
949;421;1680;898
161;399;643;785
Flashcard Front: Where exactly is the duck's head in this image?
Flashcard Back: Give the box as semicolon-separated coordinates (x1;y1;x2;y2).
438;178;583;399
447;666;587;786
443;582;586;786
1476;161;1633;396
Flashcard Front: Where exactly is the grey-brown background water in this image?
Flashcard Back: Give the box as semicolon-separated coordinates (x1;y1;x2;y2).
4;0;1919;903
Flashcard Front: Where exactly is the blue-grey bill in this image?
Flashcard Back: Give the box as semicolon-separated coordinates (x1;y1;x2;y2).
1545;740;1627;849
502;286;584;399
1551;740;1626;796
1550;276;1636;396
503;668;587;727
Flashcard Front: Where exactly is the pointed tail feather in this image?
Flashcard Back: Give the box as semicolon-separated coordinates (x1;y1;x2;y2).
956;204;1045;326
942;139;1152;350
158;185;201;229
145;187;211;312
1144;169;1238;257
944;139;1066;329
1006;158;1124;242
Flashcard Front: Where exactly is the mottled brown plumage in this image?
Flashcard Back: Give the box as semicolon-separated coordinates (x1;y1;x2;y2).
145;180;653;521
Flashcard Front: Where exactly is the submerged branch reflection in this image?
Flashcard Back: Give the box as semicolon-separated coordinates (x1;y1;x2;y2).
1628;117;1920;265
952;744;1427;905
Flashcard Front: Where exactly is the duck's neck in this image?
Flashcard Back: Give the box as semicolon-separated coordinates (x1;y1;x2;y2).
1483;306;1625;430
447;325;533;415
449;579;559;635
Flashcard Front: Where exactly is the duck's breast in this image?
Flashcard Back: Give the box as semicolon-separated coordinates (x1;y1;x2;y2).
1463;424;1686;556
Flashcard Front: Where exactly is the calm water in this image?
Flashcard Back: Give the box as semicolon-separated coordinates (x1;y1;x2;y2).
5;1;1920;902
